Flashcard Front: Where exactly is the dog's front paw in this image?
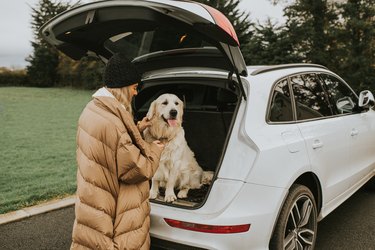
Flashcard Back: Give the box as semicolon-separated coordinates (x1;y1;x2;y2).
201;171;214;185
149;190;159;199
177;189;189;198
164;192;177;202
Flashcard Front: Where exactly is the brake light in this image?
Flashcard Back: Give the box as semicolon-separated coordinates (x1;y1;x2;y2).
164;218;250;234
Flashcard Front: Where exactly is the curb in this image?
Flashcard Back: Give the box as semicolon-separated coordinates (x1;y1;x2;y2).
0;195;76;225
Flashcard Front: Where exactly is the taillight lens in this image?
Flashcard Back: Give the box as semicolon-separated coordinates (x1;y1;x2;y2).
164;218;250;234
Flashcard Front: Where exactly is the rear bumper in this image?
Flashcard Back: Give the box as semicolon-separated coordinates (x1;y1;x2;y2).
150;179;287;250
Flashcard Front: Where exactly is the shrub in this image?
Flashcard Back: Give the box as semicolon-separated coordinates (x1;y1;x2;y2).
0;68;28;87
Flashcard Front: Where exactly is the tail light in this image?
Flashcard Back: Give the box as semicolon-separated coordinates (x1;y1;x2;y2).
164;218;250;234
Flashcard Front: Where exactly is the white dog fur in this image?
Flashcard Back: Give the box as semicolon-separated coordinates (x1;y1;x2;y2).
144;93;213;202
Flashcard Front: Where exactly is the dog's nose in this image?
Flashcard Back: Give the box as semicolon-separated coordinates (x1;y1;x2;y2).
170;109;178;118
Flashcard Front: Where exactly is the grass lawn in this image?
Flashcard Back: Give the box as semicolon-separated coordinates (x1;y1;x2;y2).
0;87;93;214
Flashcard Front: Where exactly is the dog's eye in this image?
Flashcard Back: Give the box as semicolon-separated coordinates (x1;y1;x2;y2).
175;102;179;105
162;101;168;105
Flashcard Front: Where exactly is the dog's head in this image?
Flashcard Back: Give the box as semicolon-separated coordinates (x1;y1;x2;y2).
147;93;184;127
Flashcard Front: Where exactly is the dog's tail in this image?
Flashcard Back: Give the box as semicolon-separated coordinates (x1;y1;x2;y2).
201;171;214;185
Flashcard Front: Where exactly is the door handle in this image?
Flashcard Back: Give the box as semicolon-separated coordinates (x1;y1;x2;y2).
312;140;323;149
350;129;359;136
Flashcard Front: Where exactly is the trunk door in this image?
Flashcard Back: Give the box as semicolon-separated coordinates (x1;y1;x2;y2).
40;0;248;78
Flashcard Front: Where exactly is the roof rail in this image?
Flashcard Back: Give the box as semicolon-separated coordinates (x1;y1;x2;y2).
250;63;328;76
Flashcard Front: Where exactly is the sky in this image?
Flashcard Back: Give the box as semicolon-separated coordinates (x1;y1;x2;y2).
0;0;284;69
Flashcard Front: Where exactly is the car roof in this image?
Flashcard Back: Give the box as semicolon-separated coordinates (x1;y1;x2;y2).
246;64;328;76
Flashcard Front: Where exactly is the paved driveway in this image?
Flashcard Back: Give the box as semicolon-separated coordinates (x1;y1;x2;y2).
0;185;373;250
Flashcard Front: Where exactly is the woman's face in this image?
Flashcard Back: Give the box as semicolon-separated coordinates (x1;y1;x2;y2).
128;83;139;99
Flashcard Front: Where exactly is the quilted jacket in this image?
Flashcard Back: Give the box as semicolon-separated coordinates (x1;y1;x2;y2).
71;87;162;249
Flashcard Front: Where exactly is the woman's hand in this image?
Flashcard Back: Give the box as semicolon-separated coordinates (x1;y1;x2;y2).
152;140;164;149
137;117;152;133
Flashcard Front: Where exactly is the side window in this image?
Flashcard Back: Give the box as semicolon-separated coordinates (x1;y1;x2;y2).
319;74;358;114
291;73;333;120
269;78;293;122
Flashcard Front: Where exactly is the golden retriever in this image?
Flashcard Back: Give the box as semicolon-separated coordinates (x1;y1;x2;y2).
144;93;213;202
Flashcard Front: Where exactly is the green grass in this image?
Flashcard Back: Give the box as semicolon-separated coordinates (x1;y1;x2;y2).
0;87;93;214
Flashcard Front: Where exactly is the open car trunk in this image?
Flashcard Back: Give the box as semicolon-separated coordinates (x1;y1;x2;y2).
40;0;246;208
135;74;240;208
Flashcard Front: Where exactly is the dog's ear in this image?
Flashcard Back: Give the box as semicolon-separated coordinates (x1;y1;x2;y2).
146;100;157;120
178;100;184;123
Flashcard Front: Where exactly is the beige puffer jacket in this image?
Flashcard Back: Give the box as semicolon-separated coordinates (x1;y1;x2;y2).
71;88;162;250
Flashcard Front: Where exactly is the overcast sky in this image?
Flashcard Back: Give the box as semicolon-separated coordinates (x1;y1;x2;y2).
0;0;284;69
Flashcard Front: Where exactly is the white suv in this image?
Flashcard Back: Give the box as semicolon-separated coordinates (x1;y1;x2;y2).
41;1;375;249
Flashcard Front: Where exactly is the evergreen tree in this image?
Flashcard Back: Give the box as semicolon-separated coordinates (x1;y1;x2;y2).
269;0;374;91
244;19;299;65
337;0;375;92
26;0;78;87
282;0;339;67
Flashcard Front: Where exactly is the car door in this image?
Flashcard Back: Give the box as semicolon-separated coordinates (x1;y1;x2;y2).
319;73;375;187
292;73;352;205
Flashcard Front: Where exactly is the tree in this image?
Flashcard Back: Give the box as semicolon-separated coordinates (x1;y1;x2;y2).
243;19;304;65
26;45;59;87
282;0;339;67
57;54;105;89
269;0;374;92
26;0;78;87
336;0;375;92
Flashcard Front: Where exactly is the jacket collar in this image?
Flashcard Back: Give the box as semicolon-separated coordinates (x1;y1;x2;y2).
92;87;115;98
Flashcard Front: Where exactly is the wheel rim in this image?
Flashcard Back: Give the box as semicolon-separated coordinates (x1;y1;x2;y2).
283;194;316;250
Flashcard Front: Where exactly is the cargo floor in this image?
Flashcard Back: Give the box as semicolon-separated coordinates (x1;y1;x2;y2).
151;184;210;207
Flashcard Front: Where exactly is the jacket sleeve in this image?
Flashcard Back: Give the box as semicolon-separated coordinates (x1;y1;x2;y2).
116;133;162;184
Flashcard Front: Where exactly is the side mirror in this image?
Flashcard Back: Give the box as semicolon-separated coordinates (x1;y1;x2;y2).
358;90;375;110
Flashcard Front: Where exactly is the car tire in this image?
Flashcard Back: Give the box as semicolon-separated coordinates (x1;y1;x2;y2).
270;184;318;250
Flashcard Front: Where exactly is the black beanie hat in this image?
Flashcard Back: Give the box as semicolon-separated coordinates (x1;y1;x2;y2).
104;53;142;88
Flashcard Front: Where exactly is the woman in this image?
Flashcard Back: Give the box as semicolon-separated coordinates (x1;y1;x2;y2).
71;53;164;249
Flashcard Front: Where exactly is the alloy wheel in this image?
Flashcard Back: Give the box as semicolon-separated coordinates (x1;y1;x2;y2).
283;194;316;250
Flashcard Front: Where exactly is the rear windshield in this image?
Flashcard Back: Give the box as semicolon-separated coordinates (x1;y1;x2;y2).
103;25;216;60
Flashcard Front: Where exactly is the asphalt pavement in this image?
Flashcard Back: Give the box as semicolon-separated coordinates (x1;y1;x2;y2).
0;186;373;250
